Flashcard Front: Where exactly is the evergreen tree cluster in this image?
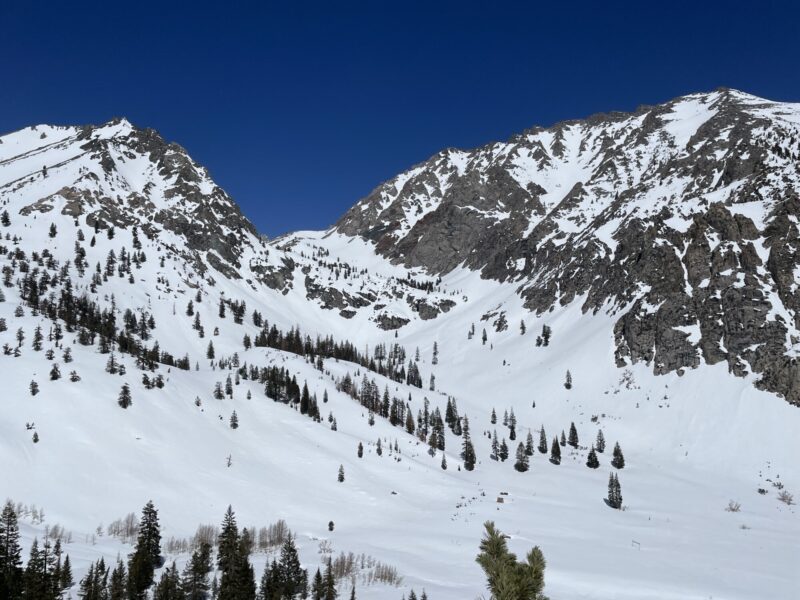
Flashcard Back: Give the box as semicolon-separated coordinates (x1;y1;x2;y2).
1;501;73;600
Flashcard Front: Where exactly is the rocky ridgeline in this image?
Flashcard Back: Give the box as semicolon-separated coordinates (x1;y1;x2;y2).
1;119;259;280
2;89;798;403
336;89;800;404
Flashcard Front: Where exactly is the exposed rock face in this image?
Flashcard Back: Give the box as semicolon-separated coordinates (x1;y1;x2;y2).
2;119;259;278
336;89;800;404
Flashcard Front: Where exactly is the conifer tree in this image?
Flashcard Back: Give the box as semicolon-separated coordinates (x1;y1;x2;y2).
207;341;215;359
514;443;530;472
586;447;599;469
499;438;509;462
568;422;578;448
277;536;306;599
32;325;43;351
559;431;566;446
490;431;499;461
118;383;132;409
537;428;547;454
23;538;50;599
127;501;162;599
611;442;625;469
153;562;182;600
490;408;497;425
109;559;126;600
596;429;606;453
217;507;256;600
311;568;323;600
461;416;476;471
338;465;345;482
60;554;74;591
476;521;547;599
181;541;212;600
549;437;561;465
357;442;363;458
323;559;337;600
564;370;572;389
607;473;622;509
525;431;534;456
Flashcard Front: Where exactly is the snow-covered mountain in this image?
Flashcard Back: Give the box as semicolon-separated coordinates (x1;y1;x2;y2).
1;90;798;599
337;88;800;404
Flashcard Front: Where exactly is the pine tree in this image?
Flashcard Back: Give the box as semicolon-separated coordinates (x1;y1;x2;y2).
277;536;306;599
586;447;599;469
525;431;534;456
568;422;578;448
559;431;566;447
564;370;572;390
49;363;61;380
490;408;497;424
153;562;183;600
338;465;345;482
217;507;257;600
32;325;43;351
499;438;509;462
207;341;215;360
323;559;337;600
538;428;547;454
357;442;363;458
595;429;606;453
127;500;162;599
514;443;529;472
607;473;622;509
461;416;476;471
300;382;310;415
59;554;74;591
109;559;126;600
611;442;625;469
490;431;499;461
23;538;49;599
476;521;547;599
118;383;132;408
181;542;212;600
549;437;561;465
310;568;323;600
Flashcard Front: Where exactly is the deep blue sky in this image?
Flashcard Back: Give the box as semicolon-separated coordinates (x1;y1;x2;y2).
2;1;798;236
